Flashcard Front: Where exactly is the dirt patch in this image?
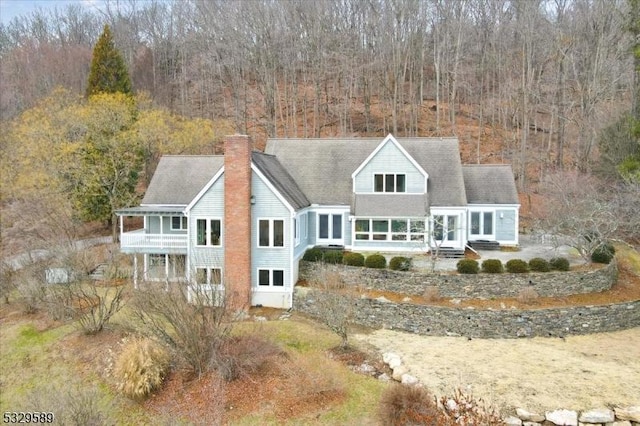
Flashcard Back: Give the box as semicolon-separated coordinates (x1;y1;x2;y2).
354;327;640;416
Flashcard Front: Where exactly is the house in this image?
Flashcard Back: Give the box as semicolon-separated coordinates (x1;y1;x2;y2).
116;134;519;310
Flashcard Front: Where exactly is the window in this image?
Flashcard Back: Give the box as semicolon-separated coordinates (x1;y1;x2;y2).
258;219;284;247
258;269;284;287
355;218;425;242
196;219;221;246
433;215;458;242
195;267;222;285
294;218;299;246
374;174;406;193
318;213;342;241
171;216;188;231
470;212;493;236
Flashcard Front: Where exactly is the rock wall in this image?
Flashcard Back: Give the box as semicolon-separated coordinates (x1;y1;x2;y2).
294;287;640;338
299;260;617;299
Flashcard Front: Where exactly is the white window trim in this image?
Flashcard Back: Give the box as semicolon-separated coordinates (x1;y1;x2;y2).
373;173;407;193
257;268;285;288
294;218;300;246
195;217;222;247
354;218;426;242
301;212;308;240
316;212;344;243
257;218;285;248
470;210;495;237
170;216;188;231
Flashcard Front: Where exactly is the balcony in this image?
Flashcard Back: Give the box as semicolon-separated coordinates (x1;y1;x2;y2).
120;229;188;254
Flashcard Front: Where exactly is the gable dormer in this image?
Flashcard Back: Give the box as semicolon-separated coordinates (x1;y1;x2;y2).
351;134;428;194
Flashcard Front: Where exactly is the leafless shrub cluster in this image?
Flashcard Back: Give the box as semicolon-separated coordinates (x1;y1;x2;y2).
439;388;504;425
517;287;540;305
130;283;234;378
379;384;446;426
27;384;111;426
214;334;287;382
422;286;441;302
309;265;356;348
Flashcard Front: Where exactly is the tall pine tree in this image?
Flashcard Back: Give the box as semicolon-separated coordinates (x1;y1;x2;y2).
86;24;132;97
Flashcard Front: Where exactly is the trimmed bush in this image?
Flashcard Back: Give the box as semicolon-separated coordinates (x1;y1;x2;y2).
114;337;171;400
528;257;551;272
550;257;570;271
322;250;344;264
365;254;387;269
591;242;615;264
389;256;412;271
343;252;365;267
481;259;503;274
456;259;479;274
506;259;529;273
302;248;324;262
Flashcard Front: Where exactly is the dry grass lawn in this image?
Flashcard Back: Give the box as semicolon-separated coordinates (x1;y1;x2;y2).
354;327;640;415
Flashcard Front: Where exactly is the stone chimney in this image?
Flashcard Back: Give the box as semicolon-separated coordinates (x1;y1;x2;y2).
224;135;252;311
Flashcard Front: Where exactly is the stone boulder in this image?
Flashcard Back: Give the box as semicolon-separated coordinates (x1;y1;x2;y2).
614;406;640;422
545;409;577;426
578;408;614;423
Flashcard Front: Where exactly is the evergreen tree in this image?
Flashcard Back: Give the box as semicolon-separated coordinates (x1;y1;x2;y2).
86;24;132;97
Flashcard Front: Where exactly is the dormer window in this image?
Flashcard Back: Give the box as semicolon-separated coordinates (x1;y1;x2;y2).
374;174;406;193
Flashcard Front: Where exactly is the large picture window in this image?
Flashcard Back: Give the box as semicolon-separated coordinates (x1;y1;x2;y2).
374;174;406;193
355;218;425;242
196;219;221;246
258;219;284;247
433;215;458;242
195;267;222;285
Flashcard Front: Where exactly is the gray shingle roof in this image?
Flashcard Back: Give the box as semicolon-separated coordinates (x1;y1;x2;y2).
265;137;468;207
252;152;310;210
142;156;224;205
462;165;519;204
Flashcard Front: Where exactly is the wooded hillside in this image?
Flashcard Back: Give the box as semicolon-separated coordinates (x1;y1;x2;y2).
1;0;639;248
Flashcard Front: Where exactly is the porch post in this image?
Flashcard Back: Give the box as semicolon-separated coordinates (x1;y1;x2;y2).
133;254;138;289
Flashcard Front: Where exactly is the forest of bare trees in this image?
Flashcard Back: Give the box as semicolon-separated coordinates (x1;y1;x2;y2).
0;0;635;190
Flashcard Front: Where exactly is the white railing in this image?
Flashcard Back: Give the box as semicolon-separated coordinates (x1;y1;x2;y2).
120;229;188;251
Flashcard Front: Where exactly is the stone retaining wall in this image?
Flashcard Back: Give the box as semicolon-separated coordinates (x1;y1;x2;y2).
299;260;617;299
294;287;640;338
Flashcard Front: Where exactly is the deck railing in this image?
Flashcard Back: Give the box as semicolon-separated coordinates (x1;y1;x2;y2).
120;229;188;251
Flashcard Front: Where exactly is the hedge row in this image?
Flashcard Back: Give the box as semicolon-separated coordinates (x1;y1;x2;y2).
303;248;412;271
457;257;572;274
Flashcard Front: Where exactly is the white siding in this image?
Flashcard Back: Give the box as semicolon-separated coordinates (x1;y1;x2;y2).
189;175;225;276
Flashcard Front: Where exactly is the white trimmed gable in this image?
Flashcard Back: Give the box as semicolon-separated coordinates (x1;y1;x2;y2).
351;134;428;194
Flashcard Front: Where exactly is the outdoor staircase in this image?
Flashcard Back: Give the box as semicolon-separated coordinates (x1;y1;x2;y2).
468;240;501;251
434;247;466;259
89;263;107;280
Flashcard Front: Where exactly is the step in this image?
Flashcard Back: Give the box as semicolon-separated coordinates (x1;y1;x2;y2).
468;240;501;250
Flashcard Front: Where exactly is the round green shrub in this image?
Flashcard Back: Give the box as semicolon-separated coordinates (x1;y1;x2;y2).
506;259;529;273
322;250;344;264
591;242;615;264
528;257;551;272
303;247;324;262
456;259;479;274
343;252;365;267
481;259;503;273
389;256;412;271
550;257;570;271
365;253;387;269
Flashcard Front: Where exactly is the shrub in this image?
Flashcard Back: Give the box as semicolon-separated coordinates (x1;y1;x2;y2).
506;259;529;273
303;247;324;262
591;242;615;264
528;257;551;272
322;249;344;264
215;334;287;381
517;287;539;304
343;252;365;267
379;384;451;426
550;257;570;271
456;259;479;274
422;286;440;302
481;259;503;274
365;254;387;269
389;256;412;271
114;337;171;400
